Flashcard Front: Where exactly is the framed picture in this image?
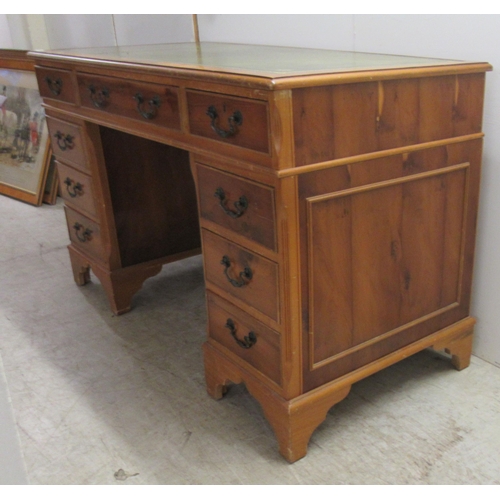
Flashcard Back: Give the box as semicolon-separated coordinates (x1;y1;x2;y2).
0;50;51;206
42;149;59;205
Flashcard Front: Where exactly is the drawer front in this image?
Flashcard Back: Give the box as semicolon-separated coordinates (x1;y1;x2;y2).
187;90;269;154
64;206;105;261
36;67;76;104
202;229;279;322
197;164;276;251
207;291;281;385
46;117;88;172
77;73;181;130
57;162;97;219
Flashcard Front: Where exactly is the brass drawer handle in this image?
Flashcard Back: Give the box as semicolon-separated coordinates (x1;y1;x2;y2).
206;105;243;138
133;93;161;119
220;255;253;288
88;84;110;108
72;222;93;243
64;177;84;198
44;76;63;96
214;187;248;218
54;131;75;151
225;318;257;349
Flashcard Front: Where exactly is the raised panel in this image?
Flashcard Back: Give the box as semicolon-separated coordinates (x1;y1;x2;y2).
307;163;468;369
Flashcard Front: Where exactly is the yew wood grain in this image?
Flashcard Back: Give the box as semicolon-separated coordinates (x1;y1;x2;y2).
292;73;485;167
299;140;482;391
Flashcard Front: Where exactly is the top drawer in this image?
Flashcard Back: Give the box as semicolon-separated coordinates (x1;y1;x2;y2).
77;73;181;130
46;116;88;172
36;67;76;104
187;90;269;154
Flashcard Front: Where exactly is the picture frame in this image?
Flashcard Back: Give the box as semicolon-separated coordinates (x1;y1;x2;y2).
42;149;59;205
0;49;52;206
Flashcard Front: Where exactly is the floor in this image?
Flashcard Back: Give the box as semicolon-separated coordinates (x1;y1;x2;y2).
1;194;500;485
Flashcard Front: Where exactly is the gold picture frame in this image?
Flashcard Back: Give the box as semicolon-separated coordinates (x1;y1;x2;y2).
0;50;51;206
42;149;58;205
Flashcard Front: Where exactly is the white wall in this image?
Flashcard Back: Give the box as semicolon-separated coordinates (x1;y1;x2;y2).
44;14;116;49
1;14;499;367
0;15;13;48
0;14;196;50
198;14;355;50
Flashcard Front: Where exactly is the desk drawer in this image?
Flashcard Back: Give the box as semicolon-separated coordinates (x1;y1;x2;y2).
77;73;181;130
36;67;76;104
65;206;105;261
207;291;281;385
197;164;276;251
46;117;88;172
57;162;97;219
187;90;269;154
202;229;279;322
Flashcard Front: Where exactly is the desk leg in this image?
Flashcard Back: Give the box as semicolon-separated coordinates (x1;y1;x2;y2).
67;245;163;315
68;245;91;286
431;327;474;370
203;343;351;463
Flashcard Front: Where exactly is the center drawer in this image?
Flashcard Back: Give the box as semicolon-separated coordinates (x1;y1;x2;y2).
202;229;279;323
77;73;181;130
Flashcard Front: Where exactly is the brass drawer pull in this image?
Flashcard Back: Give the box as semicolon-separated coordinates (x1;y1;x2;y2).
64;178;84;198
54;131;75;151
88;84;110;108
206;105;243;138
225;318;257;349
133;93;161;119
214;187;248;218
220;255;253;288
72;222;93;243
44;76;63;96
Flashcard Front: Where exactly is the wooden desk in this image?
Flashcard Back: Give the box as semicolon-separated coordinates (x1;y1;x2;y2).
30;43;491;462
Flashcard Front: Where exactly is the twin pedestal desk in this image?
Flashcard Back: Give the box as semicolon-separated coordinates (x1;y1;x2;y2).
30;43;491;462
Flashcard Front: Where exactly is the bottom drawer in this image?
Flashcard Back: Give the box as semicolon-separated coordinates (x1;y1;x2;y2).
206;291;281;385
64;206;105;261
